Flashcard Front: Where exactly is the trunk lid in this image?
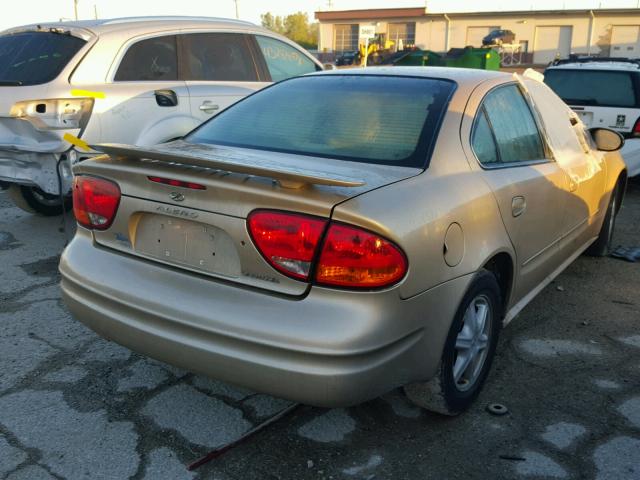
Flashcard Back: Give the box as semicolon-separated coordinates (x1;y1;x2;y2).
74;140;421;295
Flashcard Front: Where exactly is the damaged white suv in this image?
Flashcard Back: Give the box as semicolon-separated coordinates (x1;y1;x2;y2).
0;17;322;215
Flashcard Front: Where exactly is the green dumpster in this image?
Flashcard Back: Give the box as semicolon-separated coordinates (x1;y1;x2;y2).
443;47;500;70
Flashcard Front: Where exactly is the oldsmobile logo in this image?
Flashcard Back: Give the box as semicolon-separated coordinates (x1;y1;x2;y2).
169;191;185;202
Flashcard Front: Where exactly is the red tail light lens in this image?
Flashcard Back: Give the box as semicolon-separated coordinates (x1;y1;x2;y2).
247;211;327;280
72;176;121;230
633;117;640;136
316;223;407;288
247;209;407;289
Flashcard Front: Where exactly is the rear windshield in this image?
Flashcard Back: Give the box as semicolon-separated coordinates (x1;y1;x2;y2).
187;75;455;167
0;31;86;86
544;69;638;108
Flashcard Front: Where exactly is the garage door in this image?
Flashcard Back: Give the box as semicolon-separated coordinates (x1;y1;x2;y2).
533;26;572;65
611;25;640;58
465;26;500;47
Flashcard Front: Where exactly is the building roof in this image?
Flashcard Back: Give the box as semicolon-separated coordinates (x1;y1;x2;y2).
315;7;640;22
315;8;427;21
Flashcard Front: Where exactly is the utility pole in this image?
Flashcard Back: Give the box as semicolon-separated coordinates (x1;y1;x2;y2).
94;4;98;19
234;0;239;19
74;0;79;20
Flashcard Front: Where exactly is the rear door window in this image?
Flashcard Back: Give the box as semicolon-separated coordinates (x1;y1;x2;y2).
0;31;86;86
255;36;318;82
544;69;638;108
115;35;178;81
180;33;259;81
477;84;546;165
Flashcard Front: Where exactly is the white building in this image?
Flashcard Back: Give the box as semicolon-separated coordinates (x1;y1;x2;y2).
315;7;640;65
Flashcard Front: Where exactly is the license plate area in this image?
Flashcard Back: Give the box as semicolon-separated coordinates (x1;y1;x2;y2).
575;111;593;126
133;214;241;278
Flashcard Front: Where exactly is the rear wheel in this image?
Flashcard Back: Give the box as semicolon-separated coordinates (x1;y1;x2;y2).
585;182;620;257
404;270;502;415
7;184;71;216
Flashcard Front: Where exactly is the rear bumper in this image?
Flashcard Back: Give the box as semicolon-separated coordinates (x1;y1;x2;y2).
0;149;73;194
60;231;472;407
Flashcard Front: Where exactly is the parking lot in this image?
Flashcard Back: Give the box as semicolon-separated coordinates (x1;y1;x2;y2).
0;178;639;480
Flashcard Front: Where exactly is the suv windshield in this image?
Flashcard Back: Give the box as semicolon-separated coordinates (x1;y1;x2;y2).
544;69;638;108
0;31;86;86
187;75;455;167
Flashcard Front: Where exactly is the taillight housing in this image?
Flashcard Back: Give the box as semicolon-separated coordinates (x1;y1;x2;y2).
72;176;121;230
316;223;408;288
247;210;407;289
633;117;640;137
10;98;94;131
247;211;327;280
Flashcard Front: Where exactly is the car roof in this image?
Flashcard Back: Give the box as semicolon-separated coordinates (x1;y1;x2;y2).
547;61;640;72
311;66;510;85
2;16;262;37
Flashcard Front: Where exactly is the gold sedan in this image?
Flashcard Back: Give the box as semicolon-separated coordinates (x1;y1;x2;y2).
60;67;627;415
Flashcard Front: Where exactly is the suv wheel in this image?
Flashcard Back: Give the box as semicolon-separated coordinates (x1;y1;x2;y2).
7;184;72;216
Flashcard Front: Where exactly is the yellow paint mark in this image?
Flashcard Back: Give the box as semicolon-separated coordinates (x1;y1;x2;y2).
63;133;91;151
70;89;105;99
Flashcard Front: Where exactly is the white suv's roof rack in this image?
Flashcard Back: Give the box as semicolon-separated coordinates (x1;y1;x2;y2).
550;56;640;70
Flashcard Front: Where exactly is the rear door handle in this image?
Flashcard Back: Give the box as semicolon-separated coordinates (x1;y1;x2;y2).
199;101;219;114
512;196;526;217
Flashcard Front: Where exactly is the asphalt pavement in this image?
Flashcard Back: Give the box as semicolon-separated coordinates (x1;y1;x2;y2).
0;179;639;480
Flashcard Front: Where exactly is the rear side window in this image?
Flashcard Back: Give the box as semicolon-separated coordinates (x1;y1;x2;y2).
476;84;546;165
472;109;499;165
115;36;178;81
544;69;637;108
0;32;86;86
187;75;455;167
181;33;258;81
256;36;318;82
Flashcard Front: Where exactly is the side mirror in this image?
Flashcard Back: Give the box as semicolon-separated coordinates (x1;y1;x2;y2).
589;128;624;152
323;63;337;70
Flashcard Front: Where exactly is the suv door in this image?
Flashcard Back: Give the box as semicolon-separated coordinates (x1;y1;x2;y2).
179;32;269;124
99;34;193;145
467;83;570;303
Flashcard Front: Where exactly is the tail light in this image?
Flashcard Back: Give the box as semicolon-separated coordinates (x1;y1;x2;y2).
248;211;327;280
247;210;407;289
72;176;121;230
633;117;640;136
316;223;408;288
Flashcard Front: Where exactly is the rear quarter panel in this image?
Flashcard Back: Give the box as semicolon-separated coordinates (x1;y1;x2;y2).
332;81;515;301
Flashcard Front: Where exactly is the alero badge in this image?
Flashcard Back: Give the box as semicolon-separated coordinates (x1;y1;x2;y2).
169;191;185;202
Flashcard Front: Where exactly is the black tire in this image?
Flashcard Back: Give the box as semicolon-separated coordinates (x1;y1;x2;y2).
404;270;502;415
7;184;71;216
585;183;620;257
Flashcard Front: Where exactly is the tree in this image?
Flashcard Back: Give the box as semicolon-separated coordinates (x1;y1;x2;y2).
261;11;318;49
260;13;285;35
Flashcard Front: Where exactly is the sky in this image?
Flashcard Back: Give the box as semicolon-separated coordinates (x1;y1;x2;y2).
0;0;638;31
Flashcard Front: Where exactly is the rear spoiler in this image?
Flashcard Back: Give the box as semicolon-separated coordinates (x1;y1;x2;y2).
92;142;366;189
